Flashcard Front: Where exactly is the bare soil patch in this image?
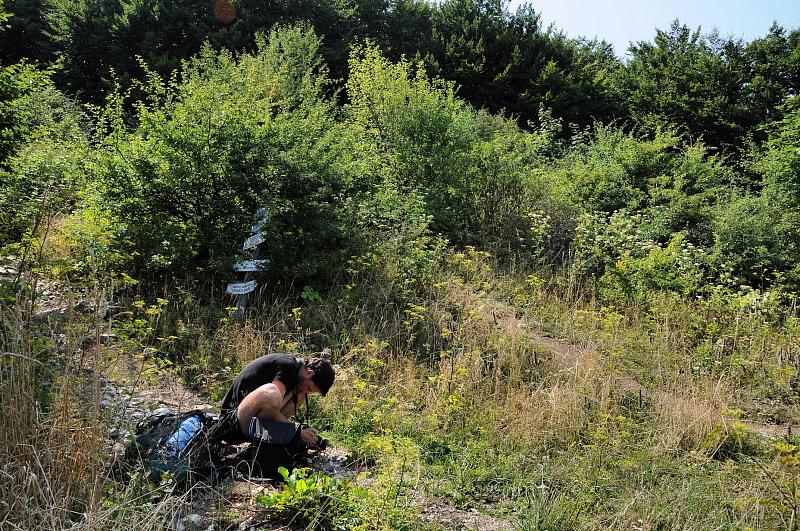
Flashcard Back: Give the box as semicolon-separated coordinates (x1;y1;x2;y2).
419;499;516;530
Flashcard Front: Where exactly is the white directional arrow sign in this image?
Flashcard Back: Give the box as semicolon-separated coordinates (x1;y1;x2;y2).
243;232;267;250
251;219;267;233
229;206;270;318
233;259;270;272
226;280;257;295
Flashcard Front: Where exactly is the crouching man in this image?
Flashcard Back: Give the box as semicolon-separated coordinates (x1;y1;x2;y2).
217;353;335;475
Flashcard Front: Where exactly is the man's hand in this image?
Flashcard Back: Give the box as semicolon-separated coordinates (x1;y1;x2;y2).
300;426;319;446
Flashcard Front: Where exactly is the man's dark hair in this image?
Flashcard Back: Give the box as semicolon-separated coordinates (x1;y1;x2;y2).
306;357;335;396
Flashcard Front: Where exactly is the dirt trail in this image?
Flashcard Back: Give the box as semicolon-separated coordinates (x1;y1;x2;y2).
420;500;515;530
488;303;794;442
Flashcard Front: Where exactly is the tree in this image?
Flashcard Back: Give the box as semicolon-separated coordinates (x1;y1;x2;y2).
428;0;620;130
618;20;800;153
0;0;53;64
742;23;800;138
618;22;747;148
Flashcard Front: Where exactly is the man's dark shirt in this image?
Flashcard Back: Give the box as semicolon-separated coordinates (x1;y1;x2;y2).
221;354;301;415
218;354;302;443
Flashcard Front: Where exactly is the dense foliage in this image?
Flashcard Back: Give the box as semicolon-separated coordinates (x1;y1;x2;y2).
0;1;798;296
94;27;359;276
4;0;795;143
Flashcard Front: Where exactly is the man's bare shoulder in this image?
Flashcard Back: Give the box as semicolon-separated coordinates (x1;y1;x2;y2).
252;382;283;398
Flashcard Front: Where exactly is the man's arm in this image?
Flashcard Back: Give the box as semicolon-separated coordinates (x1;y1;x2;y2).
236;381;286;433
236;379;319;445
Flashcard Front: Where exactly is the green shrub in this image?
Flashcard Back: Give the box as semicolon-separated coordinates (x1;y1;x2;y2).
346;45;570;265
558;126;679;213
258;467;368;529
346;44;476;241
0;64;87;244
259;465;419;530
710;195;793;290
0;60;52;166
95;26;357;279
468;112;568;258
745;97;800;291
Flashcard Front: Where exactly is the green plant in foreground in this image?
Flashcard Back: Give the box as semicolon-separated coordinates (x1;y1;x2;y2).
258;467;368;530
757;439;800;529
259;461;423;531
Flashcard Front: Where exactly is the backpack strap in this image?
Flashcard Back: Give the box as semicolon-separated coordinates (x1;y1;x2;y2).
290;356;303;412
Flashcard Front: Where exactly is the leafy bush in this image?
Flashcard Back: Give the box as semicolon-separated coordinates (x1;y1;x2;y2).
570;210;655;287
710;195;791;290
39;198;130;280
346;45;569;266
556;126;727;222
559;126;674;213
0;65;87;244
346;44;476;240
0;60;53;166
468;110;567;257
1;139;88;245
258;467;368;529
95;26;358;278
745;97;800;291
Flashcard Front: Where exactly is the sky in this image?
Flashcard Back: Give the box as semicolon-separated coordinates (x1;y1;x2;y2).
508;0;800;58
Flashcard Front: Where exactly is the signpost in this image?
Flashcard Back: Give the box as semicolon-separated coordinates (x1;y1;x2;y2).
229;208;270;318
233;259;270;272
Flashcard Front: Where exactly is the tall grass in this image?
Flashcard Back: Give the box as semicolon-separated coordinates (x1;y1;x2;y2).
0;274;187;530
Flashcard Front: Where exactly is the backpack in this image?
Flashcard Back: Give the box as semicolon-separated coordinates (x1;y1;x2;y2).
121;409;232;489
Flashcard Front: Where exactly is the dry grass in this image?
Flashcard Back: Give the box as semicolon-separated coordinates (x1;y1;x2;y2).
0;284;185;530
652;377;732;455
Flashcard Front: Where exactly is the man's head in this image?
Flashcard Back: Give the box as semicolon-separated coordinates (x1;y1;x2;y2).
299;357;335;396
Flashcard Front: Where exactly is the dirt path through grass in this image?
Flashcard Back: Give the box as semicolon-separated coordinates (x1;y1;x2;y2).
488;301;793;443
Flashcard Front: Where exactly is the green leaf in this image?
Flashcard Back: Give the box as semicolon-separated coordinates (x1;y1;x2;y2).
278;466;290;481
